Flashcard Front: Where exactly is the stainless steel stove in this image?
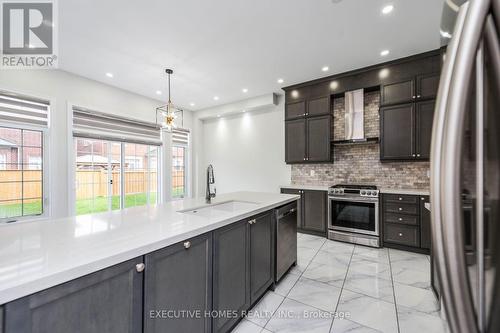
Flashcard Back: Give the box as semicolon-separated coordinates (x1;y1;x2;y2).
327;184;380;247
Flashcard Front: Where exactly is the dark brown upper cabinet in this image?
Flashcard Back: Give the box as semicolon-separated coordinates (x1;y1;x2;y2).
381;79;415;105
285;115;331;164
380;103;415;160
381;72;440;106
285;101;306;120
306;115;331;162
380;100;435;161
416;73;440;100
307;96;330;117
415;100;435;160
285;94;331;164
285;119;306;163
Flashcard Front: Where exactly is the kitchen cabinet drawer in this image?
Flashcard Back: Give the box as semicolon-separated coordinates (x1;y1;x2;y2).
384;213;418;226
385;202;418;215
383;194;418;204
384;223;420;247
285;101;306;120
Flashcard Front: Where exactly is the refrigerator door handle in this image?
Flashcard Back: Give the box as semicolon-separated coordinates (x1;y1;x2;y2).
430;3;469;332
438;0;492;332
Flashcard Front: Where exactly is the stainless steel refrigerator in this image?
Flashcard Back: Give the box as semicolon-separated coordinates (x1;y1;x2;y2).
431;0;500;332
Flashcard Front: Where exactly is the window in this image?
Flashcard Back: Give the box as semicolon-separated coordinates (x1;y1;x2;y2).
124;143;158;208
0;126;43;219
172;146;186;198
171;128;189;199
75;138;159;215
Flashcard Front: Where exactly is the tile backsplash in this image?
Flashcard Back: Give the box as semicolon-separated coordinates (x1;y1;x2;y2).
291;144;430;189
291;90;430;190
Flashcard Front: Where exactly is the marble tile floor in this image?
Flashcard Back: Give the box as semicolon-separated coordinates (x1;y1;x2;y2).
232;233;449;333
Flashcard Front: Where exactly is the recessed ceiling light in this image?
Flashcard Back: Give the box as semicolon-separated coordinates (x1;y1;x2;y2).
213;96;219;101
380;50;390;56
242;110;246;113
242;88;248;93
189;102;195;107
277;78;284;84
156;90;162;95
105;72;114;78
217;114;221;118
382;4;394;14
321;66;329;72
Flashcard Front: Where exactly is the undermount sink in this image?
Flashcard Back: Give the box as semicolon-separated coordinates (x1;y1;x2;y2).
178;200;259;217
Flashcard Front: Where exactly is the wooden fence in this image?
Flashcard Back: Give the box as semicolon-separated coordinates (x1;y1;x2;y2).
0;170;185;201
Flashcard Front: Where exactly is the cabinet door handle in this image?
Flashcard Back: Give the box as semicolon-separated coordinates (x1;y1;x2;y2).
421;197;425;201
248;219;256;225
412;95;416;99
136;263;145;273
183;241;191;249
398;233;403;237
399;197;403;201
417;95;421;98
412;154;416;157
417;154;421;157
398;207;403;211
398;217;403;221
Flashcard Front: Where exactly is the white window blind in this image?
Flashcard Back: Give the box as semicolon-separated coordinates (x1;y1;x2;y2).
172;128;189;146
0;91;49;127
72;107;162;146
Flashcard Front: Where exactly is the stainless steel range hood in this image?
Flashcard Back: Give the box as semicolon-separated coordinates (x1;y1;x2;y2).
344;89;365;141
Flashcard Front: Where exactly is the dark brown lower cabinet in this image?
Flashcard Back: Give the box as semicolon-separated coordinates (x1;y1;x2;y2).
280;188;327;236
144;233;212;333
212;220;250;333
213;212;274;333
3;257;144;333
382;193;431;253
302;190;327;235
249;212;274;304
420;196;431;249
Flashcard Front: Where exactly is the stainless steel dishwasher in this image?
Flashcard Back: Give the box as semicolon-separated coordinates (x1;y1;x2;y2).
275;201;298;282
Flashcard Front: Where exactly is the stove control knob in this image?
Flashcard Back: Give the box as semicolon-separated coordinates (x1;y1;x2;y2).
361;190;366;195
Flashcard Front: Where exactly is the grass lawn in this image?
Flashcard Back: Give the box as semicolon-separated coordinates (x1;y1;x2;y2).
2;188;185;218
76;192;157;215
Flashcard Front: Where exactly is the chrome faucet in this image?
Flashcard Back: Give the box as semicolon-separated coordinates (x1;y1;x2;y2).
206;164;216;203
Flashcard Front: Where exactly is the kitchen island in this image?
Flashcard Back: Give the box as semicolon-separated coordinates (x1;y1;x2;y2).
0;191;299;333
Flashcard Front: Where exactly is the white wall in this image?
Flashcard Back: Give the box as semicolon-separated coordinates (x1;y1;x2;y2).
194;97;290;196
0;70;193;218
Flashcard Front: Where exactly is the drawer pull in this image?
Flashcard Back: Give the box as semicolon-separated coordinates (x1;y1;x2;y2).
248;219;256;225
398;217;403;221
398;207;403;211
184;241;191;249
399;197;403;201
398;233;403;237
136;263;145;273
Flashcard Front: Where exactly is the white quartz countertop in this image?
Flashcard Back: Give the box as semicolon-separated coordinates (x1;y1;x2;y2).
280;184;330;191
379;188;430;196
0;191;299;305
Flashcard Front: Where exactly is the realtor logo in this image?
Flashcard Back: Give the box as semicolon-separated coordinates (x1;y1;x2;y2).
1;1;58;68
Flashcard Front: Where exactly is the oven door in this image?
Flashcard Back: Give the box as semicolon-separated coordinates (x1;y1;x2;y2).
328;196;379;236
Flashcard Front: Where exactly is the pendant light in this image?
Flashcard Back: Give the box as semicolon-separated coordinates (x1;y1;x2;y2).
156;69;183;131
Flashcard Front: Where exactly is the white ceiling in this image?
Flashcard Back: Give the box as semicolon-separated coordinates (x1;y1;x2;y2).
58;0;444;110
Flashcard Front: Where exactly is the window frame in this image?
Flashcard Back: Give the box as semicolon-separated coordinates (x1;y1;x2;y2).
0;122;49;223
